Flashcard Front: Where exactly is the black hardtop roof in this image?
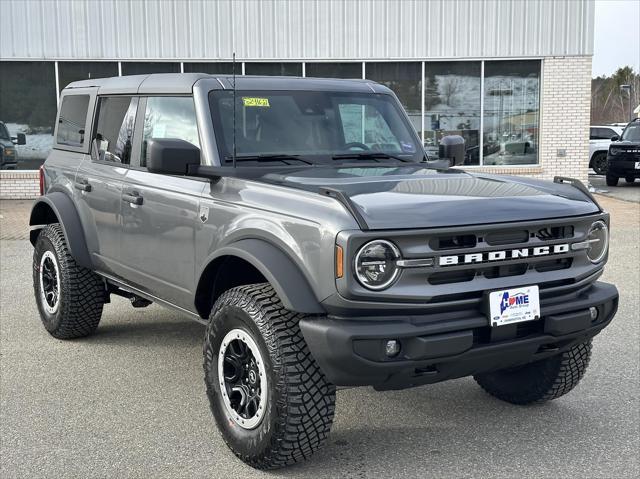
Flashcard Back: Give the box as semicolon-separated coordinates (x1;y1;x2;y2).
63;73;392;95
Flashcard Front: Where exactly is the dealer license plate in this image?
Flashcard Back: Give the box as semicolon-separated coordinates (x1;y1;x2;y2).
635;161;640;169
488;285;540;327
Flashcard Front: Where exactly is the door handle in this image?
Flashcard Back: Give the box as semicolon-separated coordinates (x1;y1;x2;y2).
122;192;143;206
74;180;91;192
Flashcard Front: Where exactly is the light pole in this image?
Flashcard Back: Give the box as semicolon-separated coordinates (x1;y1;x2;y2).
620;84;632;122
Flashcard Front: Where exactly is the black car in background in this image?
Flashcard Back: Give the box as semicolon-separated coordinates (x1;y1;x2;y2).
606;118;640;186
0;122;26;169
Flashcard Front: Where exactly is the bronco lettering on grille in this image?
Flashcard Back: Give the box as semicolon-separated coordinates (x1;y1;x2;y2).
439;243;570;266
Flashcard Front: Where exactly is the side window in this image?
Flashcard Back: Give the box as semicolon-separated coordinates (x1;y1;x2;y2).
603;128;616;139
589;128;597;140
57;95;90;147
140;97;199;167
93;96;138;164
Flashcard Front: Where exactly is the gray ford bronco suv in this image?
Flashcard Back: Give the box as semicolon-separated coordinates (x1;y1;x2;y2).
30;73;618;469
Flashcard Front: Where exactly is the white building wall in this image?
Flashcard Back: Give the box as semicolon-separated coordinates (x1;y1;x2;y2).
1;0;594;61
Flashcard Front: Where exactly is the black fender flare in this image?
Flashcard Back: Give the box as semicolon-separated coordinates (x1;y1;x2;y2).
29;192;93;269
207;239;325;314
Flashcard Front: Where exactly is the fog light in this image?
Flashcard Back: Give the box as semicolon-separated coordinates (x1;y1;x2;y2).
589;307;599;321
385;340;401;358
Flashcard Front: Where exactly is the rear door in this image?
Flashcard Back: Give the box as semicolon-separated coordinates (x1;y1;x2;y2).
75;96;139;277
119;96;205;310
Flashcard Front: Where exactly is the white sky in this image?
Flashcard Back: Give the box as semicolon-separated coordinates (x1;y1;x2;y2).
592;0;640;77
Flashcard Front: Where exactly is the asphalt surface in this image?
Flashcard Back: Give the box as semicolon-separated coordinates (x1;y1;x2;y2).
1;195;638;478
589;175;640;203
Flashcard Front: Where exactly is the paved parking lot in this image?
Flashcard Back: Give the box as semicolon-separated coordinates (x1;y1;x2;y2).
589;175;640;203
1;196;638;478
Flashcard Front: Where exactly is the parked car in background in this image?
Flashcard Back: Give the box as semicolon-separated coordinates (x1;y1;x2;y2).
606;118;640;186
0;121;26;169
589;125;624;175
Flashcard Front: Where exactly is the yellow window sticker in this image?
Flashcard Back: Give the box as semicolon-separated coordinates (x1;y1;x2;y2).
242;97;270;107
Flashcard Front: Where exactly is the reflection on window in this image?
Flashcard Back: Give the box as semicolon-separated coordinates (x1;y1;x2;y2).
183;63;235;74
483;61;540;165
58;62;118;92
57;95;89;147
244;63;302;76
0;61;56;169
305;63;362;79
94;97;138;164
141;97;199;166
121;62;180;76
365;62;422;138
424;62;481;165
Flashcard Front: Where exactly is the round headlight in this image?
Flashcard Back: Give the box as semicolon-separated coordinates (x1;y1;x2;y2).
354;240;401;290
586;220;609;263
609;147;621;156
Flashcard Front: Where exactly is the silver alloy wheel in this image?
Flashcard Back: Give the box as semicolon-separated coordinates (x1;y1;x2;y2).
39;250;61;314
217;328;268;430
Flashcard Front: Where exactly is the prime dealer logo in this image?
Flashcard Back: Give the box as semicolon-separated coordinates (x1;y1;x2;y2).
439;243;570;266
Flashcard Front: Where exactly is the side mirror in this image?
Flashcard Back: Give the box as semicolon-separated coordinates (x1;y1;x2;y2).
146;138;200;174
611;135;619;142
12;133;26;145
439;135;465;166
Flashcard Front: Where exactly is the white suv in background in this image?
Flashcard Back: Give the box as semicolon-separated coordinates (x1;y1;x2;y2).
589;125;624;175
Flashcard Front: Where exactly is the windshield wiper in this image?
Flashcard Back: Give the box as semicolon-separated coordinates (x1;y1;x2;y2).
331;152;413;163
224;154;312;165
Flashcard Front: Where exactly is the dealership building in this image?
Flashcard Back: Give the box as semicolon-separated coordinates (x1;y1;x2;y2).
0;0;594;198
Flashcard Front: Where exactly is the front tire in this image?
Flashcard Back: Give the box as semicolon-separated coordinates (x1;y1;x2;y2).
33;224;105;339
591;152;608;175
606;174;619;186
473;340;592;405
203;283;336;469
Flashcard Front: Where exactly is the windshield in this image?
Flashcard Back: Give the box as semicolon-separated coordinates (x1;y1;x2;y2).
0;123;10;140
621;122;640;142
209;90;423;164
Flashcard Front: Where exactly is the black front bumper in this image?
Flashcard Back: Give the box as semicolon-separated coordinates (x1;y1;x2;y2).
300;281;618;390
607;156;640;177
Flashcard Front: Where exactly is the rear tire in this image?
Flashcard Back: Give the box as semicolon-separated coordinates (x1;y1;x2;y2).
473;340;592;405
606;174;619;186
203;283;336;469
33;224;105;339
591;152;607;175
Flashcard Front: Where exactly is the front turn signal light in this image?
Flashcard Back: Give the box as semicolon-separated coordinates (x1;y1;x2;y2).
335;245;344;279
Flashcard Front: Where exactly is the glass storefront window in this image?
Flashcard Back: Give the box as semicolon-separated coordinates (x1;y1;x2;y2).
58;62;118;92
424;62;481;165
0;61;56;169
121;62;180;76
365;62;422;139
483;60;540;165
183;63;235;74
305;63;362;79
244;63;302;76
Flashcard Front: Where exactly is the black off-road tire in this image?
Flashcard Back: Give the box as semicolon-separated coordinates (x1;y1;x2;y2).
606;174;619;186
591;152;608;175
473;340;592;405
33;224;105;339
203;283;336;469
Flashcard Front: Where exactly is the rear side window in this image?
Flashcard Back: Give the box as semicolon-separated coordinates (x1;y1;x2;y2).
94;96;139;164
57;95;90;147
140;97;199;167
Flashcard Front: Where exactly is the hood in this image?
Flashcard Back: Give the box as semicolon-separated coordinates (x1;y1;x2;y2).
261;165;600;230
0;139;13;148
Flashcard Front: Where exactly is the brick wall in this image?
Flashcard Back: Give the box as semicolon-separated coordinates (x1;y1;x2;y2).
468;56;592;184
0;171;40;199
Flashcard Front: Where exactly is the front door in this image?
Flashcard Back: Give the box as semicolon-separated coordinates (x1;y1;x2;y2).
119;96;205;310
